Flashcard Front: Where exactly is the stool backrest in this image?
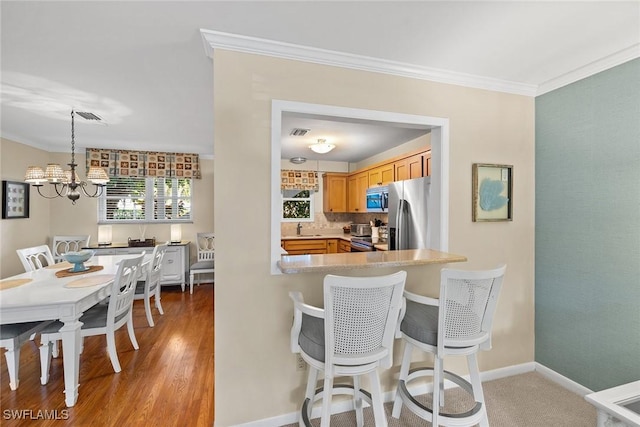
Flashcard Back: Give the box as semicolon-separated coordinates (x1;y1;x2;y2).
439;265;506;353
324;270;406;368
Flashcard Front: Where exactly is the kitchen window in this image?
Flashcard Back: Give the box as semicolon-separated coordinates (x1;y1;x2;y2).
99;177;192;223
282;189;314;222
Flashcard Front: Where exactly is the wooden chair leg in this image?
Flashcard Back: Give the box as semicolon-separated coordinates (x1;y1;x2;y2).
320;375;333;427
369;369;388;427
392;341;413;418
353;375;364;427
144;295;155;327
39;339;53;385
4;345;20;390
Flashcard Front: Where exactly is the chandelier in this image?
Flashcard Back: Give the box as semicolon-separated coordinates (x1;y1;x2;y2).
24;110;110;204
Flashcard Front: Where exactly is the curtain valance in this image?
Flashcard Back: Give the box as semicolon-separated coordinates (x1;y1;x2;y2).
86;148;201;179
281;170;319;191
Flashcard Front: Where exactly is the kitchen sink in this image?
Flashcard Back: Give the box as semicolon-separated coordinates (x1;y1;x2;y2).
298;234;322;237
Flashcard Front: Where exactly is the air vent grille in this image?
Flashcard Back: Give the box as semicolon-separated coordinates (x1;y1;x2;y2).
76;112;102;121
289;128;310;136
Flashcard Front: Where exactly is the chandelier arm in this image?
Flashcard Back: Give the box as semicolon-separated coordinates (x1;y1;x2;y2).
79;183;106;198
33;185;64;199
52;183;69;198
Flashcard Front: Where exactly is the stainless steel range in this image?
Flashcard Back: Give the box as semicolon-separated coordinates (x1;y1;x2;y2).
350;236;375;252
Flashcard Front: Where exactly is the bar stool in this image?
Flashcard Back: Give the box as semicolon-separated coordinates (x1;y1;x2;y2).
392;265;506;426
289;271;407;427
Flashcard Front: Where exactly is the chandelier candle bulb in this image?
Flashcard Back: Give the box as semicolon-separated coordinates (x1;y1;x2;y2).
171;224;182;243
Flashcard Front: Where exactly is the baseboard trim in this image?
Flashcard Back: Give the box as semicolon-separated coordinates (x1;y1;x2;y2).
230;362;537;426
534;362;593;397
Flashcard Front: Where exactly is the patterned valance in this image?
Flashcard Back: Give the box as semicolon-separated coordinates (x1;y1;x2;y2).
281;170;319;191
86;148;201;179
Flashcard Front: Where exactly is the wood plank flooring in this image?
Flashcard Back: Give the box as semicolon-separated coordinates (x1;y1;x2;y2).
1;284;214;426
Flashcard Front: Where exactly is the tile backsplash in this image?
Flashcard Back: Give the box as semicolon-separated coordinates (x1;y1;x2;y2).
281;212;388;236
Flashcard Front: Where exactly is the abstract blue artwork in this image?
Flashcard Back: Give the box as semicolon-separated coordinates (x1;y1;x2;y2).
479;179;508;211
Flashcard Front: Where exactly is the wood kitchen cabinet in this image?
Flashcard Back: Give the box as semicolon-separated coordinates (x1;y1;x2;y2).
368;164;394;187
338;239;351;253
322;173;348;213
348;172;368;212
423;150;431;176
395;153;424;181
283;239;328;255
326;239;338;254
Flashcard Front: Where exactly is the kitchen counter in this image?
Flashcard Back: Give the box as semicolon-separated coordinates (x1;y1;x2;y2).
278;249;467;274
281;234;350;241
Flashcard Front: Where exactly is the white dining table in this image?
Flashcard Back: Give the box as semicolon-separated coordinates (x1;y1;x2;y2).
0;254;150;407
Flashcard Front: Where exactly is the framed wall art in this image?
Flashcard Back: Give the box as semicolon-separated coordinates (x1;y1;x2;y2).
472;163;512;222
2;180;30;219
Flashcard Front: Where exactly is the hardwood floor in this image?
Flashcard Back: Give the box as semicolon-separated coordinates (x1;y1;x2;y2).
1;284;214;426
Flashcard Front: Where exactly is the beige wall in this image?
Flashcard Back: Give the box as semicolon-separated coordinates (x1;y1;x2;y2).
1;138;51;276
0;137;214;277
214;50;535;425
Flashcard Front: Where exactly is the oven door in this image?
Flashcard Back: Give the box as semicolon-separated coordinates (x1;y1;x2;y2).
350;240;374;252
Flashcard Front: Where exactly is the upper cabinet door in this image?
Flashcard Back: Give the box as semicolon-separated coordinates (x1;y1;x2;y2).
323;173;348;213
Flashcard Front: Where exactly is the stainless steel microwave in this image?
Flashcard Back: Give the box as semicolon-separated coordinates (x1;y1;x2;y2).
366;186;388;213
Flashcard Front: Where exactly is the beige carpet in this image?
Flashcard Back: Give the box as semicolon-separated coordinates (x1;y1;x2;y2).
282;372;596;426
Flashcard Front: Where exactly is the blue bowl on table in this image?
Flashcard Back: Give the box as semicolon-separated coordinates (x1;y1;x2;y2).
63;250;95;273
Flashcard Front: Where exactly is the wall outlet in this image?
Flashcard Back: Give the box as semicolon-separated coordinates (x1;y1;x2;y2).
296;354;306;371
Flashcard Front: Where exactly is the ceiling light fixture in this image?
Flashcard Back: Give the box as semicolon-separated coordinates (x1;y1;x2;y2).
309;139;335;154
24;110;110;205
290;157;307;164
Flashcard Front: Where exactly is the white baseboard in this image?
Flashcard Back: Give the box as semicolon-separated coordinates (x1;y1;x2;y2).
230;362;537;427
534;362;594;397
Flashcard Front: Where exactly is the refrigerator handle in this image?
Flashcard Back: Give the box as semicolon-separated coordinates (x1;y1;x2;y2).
397;199;405;250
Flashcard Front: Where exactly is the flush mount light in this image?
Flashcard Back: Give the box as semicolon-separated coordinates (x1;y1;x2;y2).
290;157;307;164
309;139;335;154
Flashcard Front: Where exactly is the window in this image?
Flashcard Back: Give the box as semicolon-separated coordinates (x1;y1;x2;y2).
99;177;192;223
282;189;314;222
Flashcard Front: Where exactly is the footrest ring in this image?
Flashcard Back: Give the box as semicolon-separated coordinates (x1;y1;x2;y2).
397;367;484;425
300;384;373;427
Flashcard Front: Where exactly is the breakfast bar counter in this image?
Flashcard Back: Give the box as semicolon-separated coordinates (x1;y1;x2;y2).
278;249;467;274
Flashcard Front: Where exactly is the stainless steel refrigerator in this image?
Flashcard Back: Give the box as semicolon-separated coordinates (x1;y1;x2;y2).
388;176;431;250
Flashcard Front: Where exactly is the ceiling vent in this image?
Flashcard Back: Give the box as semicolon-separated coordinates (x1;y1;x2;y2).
289;128;310;136
76;111;102;121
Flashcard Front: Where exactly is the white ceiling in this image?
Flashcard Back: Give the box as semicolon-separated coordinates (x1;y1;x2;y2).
1;1;638;161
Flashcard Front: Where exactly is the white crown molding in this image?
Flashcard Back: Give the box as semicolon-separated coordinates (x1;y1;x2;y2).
201;30;640;99
537;44;640;96
200;29;538;97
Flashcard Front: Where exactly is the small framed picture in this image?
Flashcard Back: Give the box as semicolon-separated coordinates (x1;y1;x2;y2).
2;180;30;219
472;164;512;222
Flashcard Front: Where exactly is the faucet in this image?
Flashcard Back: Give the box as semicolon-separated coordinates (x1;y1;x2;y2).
296;223;302;235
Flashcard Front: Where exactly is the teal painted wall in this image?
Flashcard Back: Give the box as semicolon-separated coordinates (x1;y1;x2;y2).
535;58;640;391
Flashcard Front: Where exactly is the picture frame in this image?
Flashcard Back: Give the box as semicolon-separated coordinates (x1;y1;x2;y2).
2;180;30;219
472;163;512;222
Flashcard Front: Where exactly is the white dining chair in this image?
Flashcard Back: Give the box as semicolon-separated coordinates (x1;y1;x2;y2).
51;235;91;263
39;253;145;382
1;321;53;390
392;265;507;427
290;271;407;427
189;232;214;294
16;245;55;271
134;244;168;327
